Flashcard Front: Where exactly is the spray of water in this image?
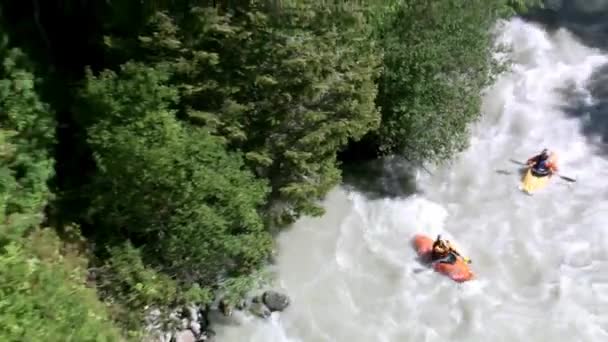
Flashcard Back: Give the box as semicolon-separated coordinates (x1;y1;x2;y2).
214;17;608;342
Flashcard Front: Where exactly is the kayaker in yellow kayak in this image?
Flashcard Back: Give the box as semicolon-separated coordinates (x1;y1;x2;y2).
526;148;558;177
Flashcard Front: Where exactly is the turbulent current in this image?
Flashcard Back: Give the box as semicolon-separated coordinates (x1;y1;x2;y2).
214;17;608;342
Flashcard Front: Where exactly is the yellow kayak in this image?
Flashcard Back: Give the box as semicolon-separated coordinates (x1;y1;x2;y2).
520;168;551;194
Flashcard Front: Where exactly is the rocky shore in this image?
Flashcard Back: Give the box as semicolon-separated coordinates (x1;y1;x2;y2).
145;290;290;342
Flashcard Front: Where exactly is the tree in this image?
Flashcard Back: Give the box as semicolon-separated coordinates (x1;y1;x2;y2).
363;0;543;164
125;4;382;224
0;37;125;341
0;40;54;240
0;237;126;342
367;0;504;162
77;61;273;309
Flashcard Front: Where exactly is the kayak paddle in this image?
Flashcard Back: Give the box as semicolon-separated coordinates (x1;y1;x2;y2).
557;174;576;182
508;159;576;182
508;159;526;166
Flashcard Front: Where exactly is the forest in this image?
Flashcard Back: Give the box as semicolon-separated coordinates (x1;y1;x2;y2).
0;0;539;340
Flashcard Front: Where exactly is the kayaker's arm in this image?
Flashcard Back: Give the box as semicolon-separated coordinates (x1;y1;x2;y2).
448;247;472;264
445;240;461;256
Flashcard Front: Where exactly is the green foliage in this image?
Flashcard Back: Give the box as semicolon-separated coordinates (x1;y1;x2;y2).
507;0;545;13
95;242;182;332
0;37;125;341
128;5;382;223
0;240;125;342
77;61;273;307
368;0;517;162
218;268;271;306
0;39;55;239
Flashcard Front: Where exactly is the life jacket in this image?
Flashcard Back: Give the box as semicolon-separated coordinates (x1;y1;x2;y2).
534;157;549;172
435;252;457;265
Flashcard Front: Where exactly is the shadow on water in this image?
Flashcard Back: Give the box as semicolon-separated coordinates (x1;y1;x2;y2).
557;63;608;155
495;167;527;177
340;156;419;200
521;1;608;155
523;0;608;51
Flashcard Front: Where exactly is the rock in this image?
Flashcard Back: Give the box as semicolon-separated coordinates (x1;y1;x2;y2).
219;299;232;317
169;310;181;325
249;301;271;319
175;330;196;342
180;318;189;330
142;304;216;342
197;305;210;329
144;308;163;331
236;299;247;310
198;330;214;342
196;328;215;342
187;305;199;322
189;320;201;336
262;290;290;312
144;331;173;342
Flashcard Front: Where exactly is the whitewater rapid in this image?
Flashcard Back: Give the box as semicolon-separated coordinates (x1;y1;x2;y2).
214;17;608;342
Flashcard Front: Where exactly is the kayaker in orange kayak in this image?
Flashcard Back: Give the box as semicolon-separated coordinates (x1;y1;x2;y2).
413;234;474;282
526;148;558;177
431;235;464;264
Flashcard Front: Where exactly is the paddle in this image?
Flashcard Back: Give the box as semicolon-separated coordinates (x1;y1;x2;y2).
508;159;576;183
430;254;472;265
454;252;472;264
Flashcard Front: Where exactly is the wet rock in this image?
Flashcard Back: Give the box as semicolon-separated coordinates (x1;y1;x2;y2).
236;299;247;310
219;299;233;317
189;320;201;336
144;307;163;331
249;301;271;318
143;304;217;342
174;329;196;342
169;310;181;326
262;290;290;312
198;330;215;341
145;331;173;342
187;305;199;322
180;318;189;330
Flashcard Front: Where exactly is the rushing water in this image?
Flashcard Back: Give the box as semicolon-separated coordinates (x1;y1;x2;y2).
214;16;608;342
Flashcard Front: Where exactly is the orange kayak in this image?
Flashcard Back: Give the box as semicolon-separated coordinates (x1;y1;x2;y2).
412;234;474;283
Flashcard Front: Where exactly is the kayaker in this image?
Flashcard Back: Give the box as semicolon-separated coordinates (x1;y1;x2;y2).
527;148;558;177
431;235;461;265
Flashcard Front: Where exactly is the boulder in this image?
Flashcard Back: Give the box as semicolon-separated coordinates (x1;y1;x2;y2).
187;305;199;322
262;290;290;312
189;321;201;336
180;318;189;331
249;301;271;319
175;330;196;342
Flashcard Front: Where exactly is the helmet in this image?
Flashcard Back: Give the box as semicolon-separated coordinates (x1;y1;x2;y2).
540;148;549;159
434;239;448;250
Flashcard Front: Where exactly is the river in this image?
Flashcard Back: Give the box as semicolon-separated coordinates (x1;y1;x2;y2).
213;14;608;342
